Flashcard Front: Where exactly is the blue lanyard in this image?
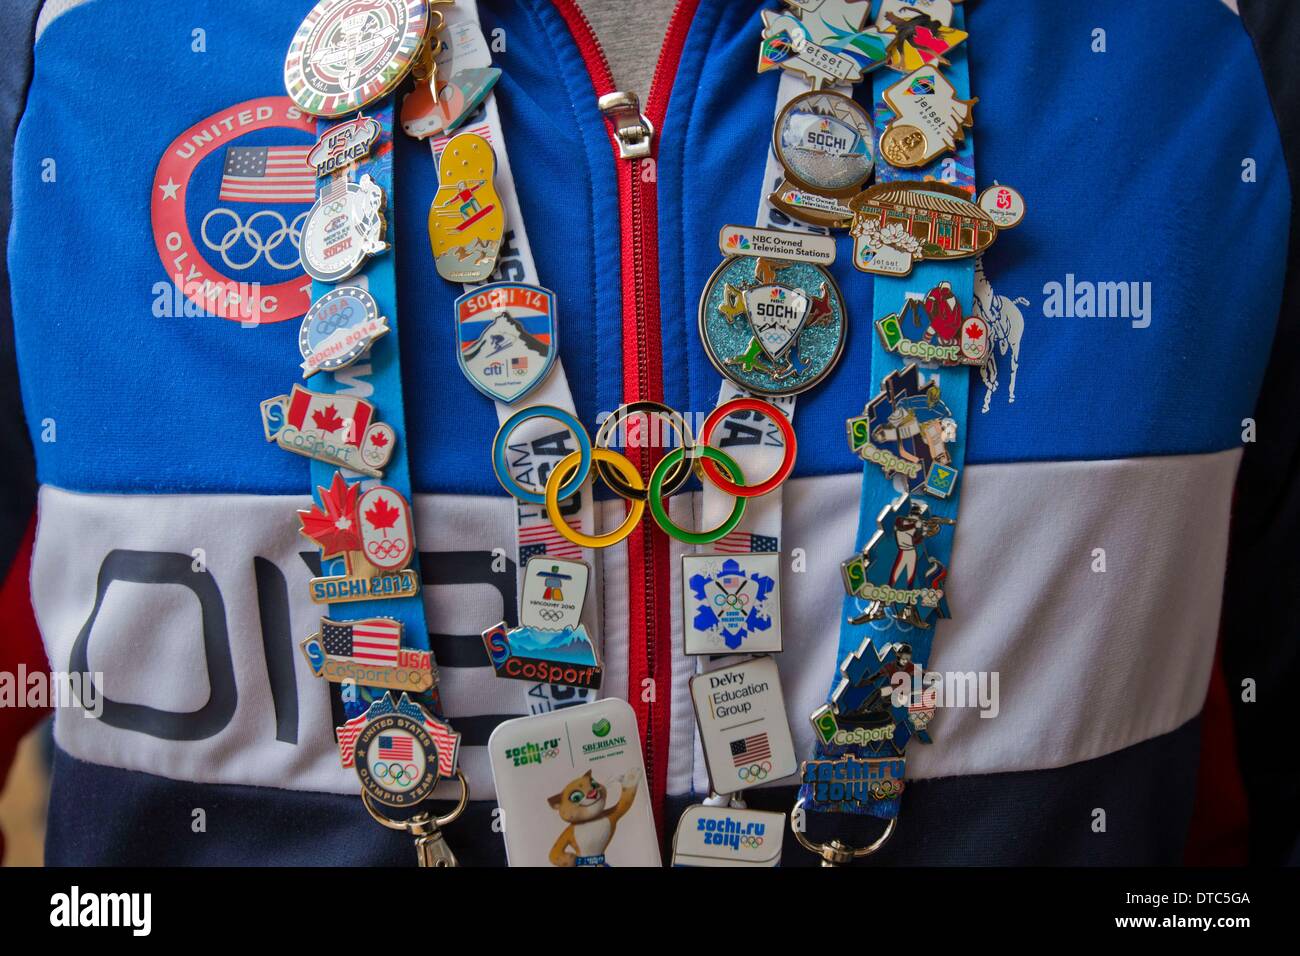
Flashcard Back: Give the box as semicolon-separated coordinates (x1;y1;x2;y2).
308;99;438;719
800;6;975;820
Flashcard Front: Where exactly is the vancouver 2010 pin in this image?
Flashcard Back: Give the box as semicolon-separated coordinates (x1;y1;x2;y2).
284;0;430;118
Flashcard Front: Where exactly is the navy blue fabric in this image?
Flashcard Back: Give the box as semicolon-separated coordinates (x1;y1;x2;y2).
48;715;1200;866
1227;0;1300;868
9;0;1289;497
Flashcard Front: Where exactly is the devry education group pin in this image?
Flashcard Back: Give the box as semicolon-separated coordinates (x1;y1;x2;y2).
284;0;431;118
699;226;846;396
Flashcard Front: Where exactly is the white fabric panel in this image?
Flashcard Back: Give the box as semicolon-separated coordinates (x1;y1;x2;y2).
33;447;1239;800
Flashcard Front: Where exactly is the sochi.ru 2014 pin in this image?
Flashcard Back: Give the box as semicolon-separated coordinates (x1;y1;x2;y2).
847;364;959;497
261;383;396;477
481;557;602;689
758;1;890;89
307;115;382;178
849;181;1021;277
671;805;786;867
682;552;782;655
300;174;389;283
690;656;798;795
301;616;435;692
429;131;504;282
842;493;952;629
341;693;460;809
454;282;557;403
299;472;420;604
283;0;429;118
700;226;846;396
299;285;389;377
335;692;460;784
876;280;988;366
879;66;976;169
770;90;874;229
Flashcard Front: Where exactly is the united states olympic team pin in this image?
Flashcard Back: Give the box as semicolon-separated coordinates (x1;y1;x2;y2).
699;226;846;396
299;285;389;376
354;706;442;808
284;0;430;118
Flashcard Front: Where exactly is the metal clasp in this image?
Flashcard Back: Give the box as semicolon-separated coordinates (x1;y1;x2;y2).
598;91;655;160
791;799;898;867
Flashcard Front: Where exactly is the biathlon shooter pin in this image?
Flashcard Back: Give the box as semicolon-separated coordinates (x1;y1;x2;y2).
842;493;953;629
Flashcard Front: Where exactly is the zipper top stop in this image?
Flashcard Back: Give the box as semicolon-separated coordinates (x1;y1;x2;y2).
598;91;655;160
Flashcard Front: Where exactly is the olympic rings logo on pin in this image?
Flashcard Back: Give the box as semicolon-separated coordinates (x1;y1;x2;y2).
490;398;796;548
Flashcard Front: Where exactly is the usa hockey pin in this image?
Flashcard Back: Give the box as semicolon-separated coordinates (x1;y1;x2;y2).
307;115;382;178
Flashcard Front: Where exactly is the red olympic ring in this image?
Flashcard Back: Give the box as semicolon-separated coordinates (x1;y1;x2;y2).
699;398;797;497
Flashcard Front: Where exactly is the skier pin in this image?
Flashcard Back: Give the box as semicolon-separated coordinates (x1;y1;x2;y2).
454;283;557;403
847;364;959;497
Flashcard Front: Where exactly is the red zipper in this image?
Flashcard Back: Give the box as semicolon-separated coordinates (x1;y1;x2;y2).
551;0;700;834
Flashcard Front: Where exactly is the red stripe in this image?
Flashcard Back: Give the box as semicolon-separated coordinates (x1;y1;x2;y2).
552;0;700;836
0;515;50;864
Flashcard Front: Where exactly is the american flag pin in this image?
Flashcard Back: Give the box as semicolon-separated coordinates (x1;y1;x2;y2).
299;616;435;692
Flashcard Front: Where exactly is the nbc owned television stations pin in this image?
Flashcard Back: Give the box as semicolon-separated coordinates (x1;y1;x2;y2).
299;285;389;377
671;805;785;867
770;90;875;229
261;383;396;478
300;174;389;283
699;226;846;396
480;557;603;689
284;0;430;118
301;616;435;692
454;283;557;403
488;699;661;866
689;656;798;795
299;473;420;604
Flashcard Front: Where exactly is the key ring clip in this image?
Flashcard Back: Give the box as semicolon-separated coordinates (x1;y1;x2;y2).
362;769;470;868
791;798;897;867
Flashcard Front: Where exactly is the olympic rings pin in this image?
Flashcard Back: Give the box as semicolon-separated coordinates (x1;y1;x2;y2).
492;405;592;505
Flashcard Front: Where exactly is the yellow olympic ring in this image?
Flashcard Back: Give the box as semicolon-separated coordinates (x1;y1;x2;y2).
545;449;646;549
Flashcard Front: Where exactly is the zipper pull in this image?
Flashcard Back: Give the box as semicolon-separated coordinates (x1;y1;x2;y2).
598;91;655;160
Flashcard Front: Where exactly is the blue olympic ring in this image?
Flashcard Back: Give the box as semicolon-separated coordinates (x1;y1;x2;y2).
491;405;592;505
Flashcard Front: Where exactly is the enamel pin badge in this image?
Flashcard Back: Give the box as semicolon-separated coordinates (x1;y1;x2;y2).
299;285;389;377
403;7;499;137
699;226;847;396
454;283;557;404
671;805;786;867
849;181;1021;276
847;364;959;497
879;66;976;169
481;557;603;689
842;494;953;629
488;699;661;866
261;384;395;477
300;173;389;283
301;616;435;692
810;638;932;753
690;656;798;794
682;553;782;655
283;0;429;118
771;90;874;228
307;115;382;177
879;6;968;73
758;1;889;89
298;473;420;604
876;280;988;366
429;131;504;282
341;693;459;809
335;693;460;788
